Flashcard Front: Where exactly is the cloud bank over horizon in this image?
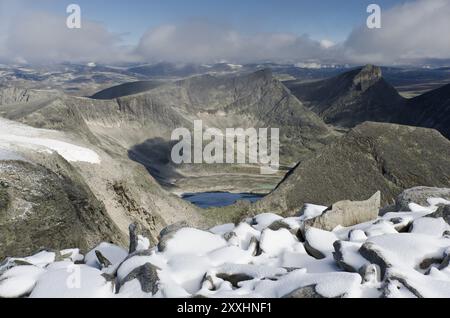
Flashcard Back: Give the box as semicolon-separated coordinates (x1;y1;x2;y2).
0;0;449;66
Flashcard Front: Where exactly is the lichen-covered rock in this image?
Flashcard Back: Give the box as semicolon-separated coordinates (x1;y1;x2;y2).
0;159;124;260
304;192;380;231
396;187;450;211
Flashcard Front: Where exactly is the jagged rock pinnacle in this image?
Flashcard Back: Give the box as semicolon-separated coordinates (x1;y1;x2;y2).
353;64;382;91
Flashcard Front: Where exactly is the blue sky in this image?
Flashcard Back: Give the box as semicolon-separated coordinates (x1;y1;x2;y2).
29;0;411;45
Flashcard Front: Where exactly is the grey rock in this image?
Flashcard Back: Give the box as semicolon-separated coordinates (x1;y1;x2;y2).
382;274;424;298
0;158;125;260
158;221;189;252
281;285;324;298
304;240;326;260
359;264;381;283
379;204;396;216
216;273;254;288
247;236;261;256
333;241;358;272
201;274;216;291
223;231;238;242
304;192;380;231
118;262;160;295
388;217;412;232
427;205;450;225
396;187;450;212
419;257;443;271
267;220;291;231
128;223;138;254
359;242;392;280
95;250;112;269
439;249;450;270
159;221;189;238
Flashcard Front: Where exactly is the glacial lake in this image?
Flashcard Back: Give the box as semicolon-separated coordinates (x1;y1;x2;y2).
182;192;265;209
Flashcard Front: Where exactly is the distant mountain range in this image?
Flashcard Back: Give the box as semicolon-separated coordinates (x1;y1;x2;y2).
2;61;450;97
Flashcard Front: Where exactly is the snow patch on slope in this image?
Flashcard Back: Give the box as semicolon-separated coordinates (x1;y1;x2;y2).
0;118;100;164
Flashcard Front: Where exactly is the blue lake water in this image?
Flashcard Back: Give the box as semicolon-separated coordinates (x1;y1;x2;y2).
182;192;265;209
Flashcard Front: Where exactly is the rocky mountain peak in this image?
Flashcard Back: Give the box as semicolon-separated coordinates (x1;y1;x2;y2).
251;68;273;81
352;64;383;91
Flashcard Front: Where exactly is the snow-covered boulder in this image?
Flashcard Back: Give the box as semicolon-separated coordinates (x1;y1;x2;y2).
396;187;450;212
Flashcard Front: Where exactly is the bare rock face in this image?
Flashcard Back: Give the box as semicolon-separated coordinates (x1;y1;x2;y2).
285;65;405;128
304;192;380;231
257;122;450;216
0;157;125;259
353;64;383;92
396;187;450;211
0;87;58;106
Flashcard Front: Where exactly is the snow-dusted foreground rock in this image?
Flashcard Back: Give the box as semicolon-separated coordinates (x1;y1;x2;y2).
1;193;450;298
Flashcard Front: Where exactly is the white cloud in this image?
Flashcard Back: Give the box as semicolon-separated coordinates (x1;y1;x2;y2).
344;0;450;65
0;9;130;64
135;20;336;64
0;0;449;66
320;39;336;49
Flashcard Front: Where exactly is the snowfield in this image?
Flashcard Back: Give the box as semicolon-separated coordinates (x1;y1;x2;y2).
1;197;450;298
0;118;100;164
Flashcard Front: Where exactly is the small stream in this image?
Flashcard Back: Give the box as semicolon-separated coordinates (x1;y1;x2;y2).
182;192;265;209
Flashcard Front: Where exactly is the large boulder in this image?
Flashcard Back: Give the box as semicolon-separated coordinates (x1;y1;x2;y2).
304;192;380;231
396;187;450;211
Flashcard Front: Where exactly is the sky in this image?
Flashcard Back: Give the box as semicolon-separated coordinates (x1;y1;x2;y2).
0;0;449;65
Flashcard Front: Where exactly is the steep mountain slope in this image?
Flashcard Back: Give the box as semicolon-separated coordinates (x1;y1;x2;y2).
0;154;125;258
256;122;450;215
285;65;407;128
400;83;450;139
0;106;206;258
91;81;164;100
0;87;59;106
121;69;338;166
127;62;243;78
17;69;336;188
0;69;339;257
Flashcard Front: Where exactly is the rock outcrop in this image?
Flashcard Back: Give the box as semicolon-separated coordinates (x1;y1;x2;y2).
257;122;450;216
304;192;380;231
285;65;406;128
0;156;125;259
396;187;450;211
286;65;450;140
